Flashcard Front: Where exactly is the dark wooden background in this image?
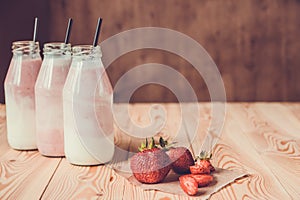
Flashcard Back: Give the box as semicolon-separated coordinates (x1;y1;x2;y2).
0;0;299;103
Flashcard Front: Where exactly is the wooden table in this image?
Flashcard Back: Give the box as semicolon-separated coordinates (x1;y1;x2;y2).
0;103;299;199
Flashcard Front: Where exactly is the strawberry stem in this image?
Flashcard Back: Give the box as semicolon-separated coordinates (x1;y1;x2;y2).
195;151;212;161
138;137;158;151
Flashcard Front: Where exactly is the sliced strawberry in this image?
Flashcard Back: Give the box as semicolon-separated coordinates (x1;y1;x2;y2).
179;175;198;196
186;174;214;187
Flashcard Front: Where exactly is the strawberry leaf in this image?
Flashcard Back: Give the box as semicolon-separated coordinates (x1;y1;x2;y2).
145;138;148;148
197;150;212;160
200;151;205;158
159;137;166;147
149;137;156;149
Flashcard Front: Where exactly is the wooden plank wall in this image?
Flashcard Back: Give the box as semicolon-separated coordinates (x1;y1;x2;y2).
0;0;51;104
0;0;299;103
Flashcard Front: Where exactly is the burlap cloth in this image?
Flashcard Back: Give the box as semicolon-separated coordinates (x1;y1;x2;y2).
112;161;248;199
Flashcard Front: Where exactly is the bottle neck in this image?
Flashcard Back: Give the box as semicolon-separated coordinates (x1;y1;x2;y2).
12;41;40;58
43;42;71;57
72;45;102;61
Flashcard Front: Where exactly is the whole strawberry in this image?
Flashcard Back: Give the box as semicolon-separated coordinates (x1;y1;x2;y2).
130;138;171;184
159;137;194;174
190;151;215;174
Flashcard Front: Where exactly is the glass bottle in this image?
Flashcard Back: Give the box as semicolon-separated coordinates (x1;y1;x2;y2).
35;43;72;156
4;41;42;150
63;45;114;165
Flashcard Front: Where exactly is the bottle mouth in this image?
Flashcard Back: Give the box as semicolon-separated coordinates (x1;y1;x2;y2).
12;41;40;55
72;45;102;57
43;42;71;55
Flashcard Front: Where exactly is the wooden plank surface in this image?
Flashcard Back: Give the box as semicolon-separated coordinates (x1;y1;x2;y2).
0;105;8;155
0;103;300;199
0;150;61;200
184;103;293;199
0;105;62;200
230;103;300;198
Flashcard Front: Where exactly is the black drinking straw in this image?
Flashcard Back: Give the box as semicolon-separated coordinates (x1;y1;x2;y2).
93;18;103;47
33;17;38;42
64;18;73;44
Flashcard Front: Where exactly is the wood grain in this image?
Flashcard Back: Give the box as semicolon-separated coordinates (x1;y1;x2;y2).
184;103;295;199
212;119;291;199
0;150;61;200
229;103;300;198
0;105;61;200
41;159;125;200
285;103;300;121
0;103;300;199
0;105;8;155
55;0;299;102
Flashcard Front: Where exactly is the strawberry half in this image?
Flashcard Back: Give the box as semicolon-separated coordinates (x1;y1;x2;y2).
130;138;171;184
179;175;198;196
183;174;214;187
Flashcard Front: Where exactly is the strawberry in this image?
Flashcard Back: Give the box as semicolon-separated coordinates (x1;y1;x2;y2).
130;138;171;184
159;137;194;174
179;174;198;196
183;174;214;187
167;147;194;174
190;151;215;174
189;164;210;174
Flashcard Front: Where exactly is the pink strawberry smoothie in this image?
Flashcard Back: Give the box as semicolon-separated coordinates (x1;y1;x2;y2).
5;57;42;150
35;56;71;156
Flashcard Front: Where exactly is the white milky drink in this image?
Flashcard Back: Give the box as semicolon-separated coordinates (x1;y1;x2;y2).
63;45;114;165
4;41;42;150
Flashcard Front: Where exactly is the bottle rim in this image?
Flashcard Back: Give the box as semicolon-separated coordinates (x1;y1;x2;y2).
12;40;40;54
43;42;71;55
72;45;102;57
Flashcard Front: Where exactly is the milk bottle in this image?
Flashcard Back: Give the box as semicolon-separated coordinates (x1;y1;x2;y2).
63;45;114;165
5;41;42;150
35;43;71;156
